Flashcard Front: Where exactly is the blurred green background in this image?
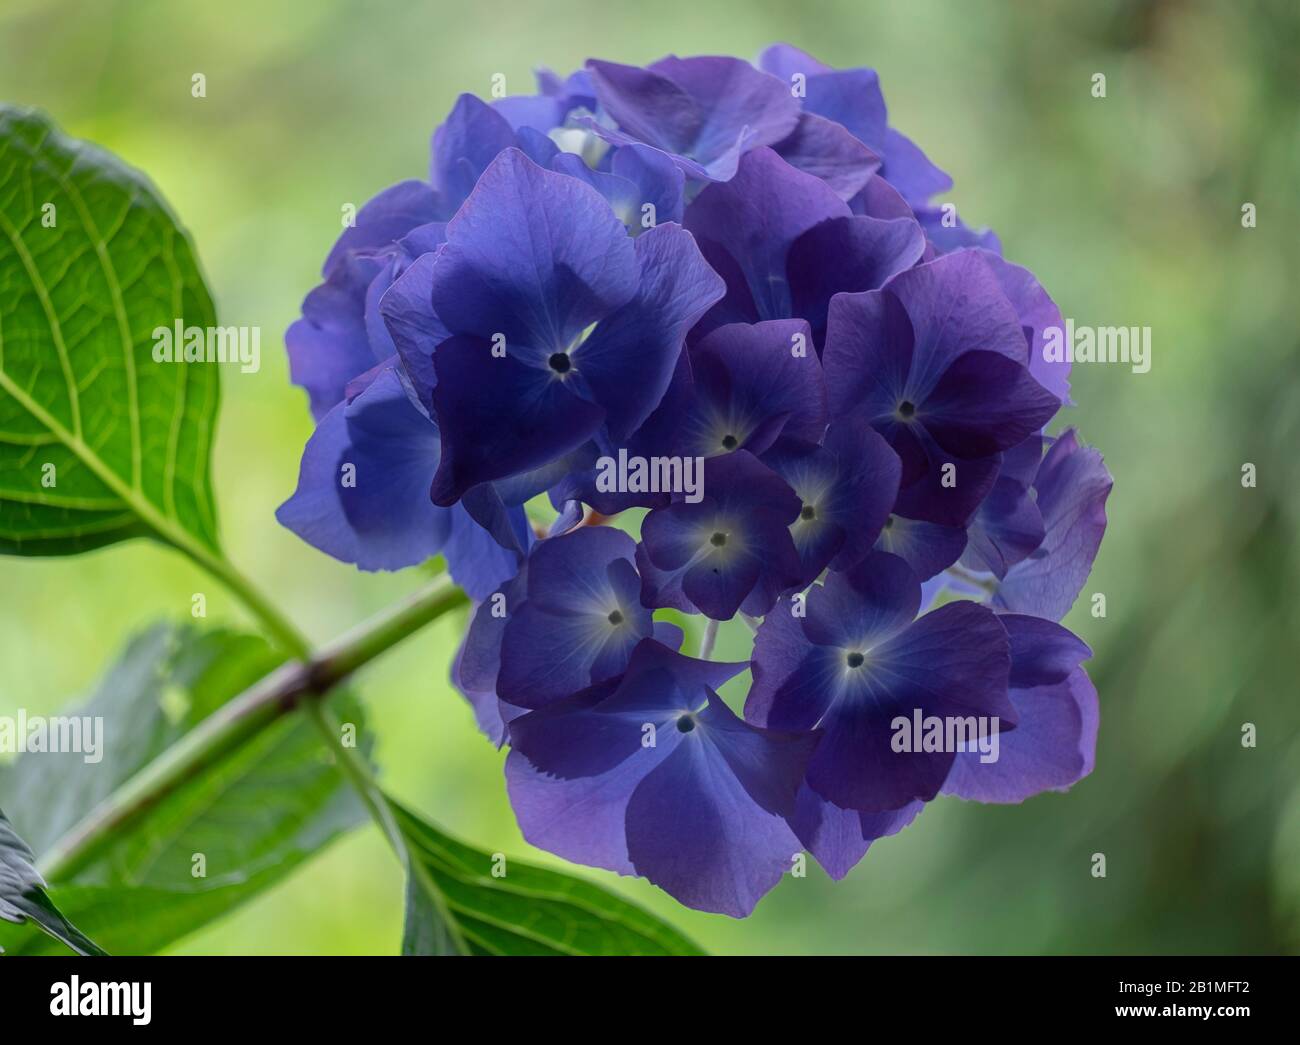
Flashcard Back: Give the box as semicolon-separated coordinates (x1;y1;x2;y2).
1;0;1297;955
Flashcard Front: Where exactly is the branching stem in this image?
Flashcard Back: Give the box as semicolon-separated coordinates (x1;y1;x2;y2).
37;573;468;882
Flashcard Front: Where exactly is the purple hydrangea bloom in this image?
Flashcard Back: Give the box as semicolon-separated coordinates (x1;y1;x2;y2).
584;55;801;182
762;417;901;581
422;148;722;504
993;429;1113;619
280;44;1112;918
638;450;804;620
589;53;882;200
960;433;1046;579
823;250;1061;526
793;610;1094;878
275;362;523;598
676;318;826;457
942;614;1097;802
684;147;925;346
757;44;952;208
506;638;817;916
288;93;562;421
874;511;968;581
495;525;666;709
748;551;1016;812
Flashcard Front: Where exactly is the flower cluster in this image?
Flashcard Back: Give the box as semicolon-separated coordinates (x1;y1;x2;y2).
279;45;1112;917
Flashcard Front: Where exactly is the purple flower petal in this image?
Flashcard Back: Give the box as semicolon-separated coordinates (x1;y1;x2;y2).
921;349;1060;459
978;250;1071;404
377;249;449;412
287;252;393;421
496;526;654;708
275;366;449;570
915;204;1002;257
763;418;901;581
757;43;951;205
961;435;1047;579
1001;613;1093;689
428;149;637;350
772;111;882;200
587;56;799;181
639;451;803;620
790;785;922;880
942;666;1098;804
324;180;440;274
681;319;827;456
430;94;522;215
624;690;815;916
874;513;968;580
686;147;849;334
507;639;760;901
429;333;607;504
787;214;926;346
994;430;1112;620
573;223;724;441
824;251;1058;524
749;556;1015;811
610;143;686;225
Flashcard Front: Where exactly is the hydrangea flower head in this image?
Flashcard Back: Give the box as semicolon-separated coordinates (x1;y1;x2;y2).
281;44;1112;917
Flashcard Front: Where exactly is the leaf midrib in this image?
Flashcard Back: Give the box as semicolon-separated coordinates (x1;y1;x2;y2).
0;367;217;563
0;109;218;549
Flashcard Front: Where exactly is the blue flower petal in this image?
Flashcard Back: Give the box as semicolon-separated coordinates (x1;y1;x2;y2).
790;785;922;880
497;527;654;708
994;430;1112;620
276;365;450;570
623;689;816;916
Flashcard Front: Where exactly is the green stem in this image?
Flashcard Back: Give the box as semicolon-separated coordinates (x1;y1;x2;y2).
0;368;310;660
303;700;469;955
37;573;468;882
302;701;405;857
185;542;312;658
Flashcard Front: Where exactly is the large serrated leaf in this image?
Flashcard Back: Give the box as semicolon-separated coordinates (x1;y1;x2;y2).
0;106;220;556
391;800;704;956
0;622;367;955
0;810;106;955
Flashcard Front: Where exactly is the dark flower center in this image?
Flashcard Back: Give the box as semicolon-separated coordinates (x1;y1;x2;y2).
607;609;624;625
846;651;865;669
721;433;738;450
883;515;894;530
800;504;816;521
709;531;727;547
897;399;916;419
548;352;572;374
676;715;695;733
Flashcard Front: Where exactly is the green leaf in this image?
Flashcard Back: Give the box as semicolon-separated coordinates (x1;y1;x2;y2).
391;799;704;956
0;106;220;557
401;863;459;956
0;622;367;955
0;810;107;955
